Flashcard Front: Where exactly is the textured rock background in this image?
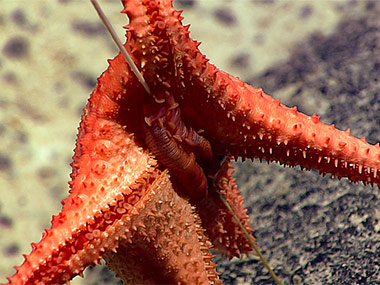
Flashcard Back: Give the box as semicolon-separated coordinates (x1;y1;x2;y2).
1;0;379;284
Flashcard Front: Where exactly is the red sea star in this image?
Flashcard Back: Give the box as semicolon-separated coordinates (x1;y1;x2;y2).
2;0;380;284
7;1;254;283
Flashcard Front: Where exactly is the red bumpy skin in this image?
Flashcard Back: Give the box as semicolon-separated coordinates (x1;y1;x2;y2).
123;0;380;187
6;45;159;283
8;0;380;283
7;1;249;283
7;40;221;285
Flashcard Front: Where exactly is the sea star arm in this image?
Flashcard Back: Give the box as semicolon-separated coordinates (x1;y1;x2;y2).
8;19;226;283
167;11;380;187
6;52;159;283
195;157;255;258
102;171;221;284
122;0;380;188
178;65;380;186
